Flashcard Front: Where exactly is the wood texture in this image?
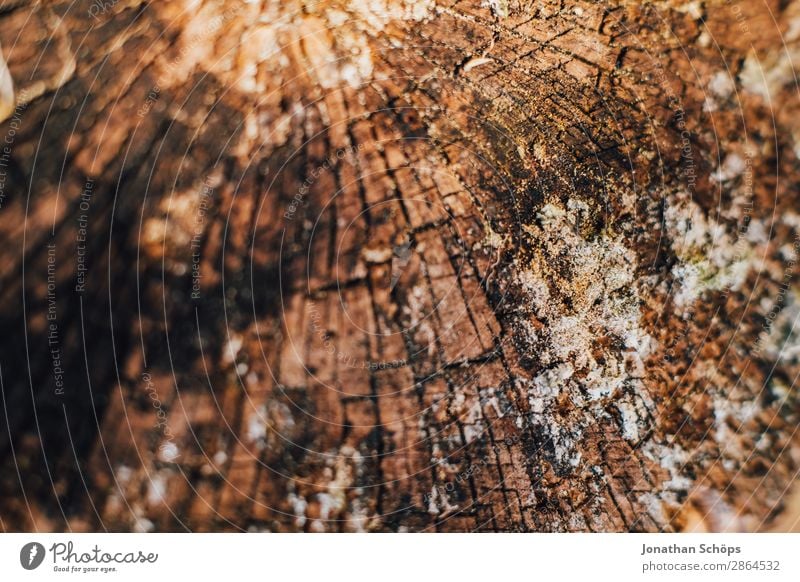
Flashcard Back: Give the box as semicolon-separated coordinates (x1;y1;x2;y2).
0;0;798;532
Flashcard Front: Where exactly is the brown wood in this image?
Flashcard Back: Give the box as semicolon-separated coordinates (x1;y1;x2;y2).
0;0;798;532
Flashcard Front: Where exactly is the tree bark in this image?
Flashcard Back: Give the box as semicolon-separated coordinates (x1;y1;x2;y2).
0;0;798;532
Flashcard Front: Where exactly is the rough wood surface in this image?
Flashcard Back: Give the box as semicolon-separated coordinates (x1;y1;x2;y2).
0;0;799;532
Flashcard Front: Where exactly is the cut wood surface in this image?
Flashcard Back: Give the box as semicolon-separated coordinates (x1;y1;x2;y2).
0;0;798;532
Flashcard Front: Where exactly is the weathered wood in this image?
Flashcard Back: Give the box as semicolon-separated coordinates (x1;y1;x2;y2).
0;0;798;532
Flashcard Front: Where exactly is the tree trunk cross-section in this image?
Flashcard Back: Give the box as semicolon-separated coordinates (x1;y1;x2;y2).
0;0;799;532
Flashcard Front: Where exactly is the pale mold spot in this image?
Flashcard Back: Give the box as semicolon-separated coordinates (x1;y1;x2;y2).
708;71;735;100
674;0;703;20
224;334;243;365
287;490;308;528
133;516;155;533
616;399;642;442
246;407;268;447
212;449;228;465
158;441;179;462
0;43;14;123
115;465;133;485
146;471;169;505
712;152;747;183
740;47;800;102
637;492;668;525
461;400;485;444
665;193;757;307
513;198;657;465
485;0;509;19
426;485;458;516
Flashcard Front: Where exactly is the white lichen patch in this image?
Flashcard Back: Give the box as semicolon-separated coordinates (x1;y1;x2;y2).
314;445;374;531
528;363;573;413
133;515;155;533
708;70;735;100
673;0;703;20
664;192;758;308
0;43;14;123
740;47;800;103
158;441;180;462
758;289;800;364
642;440;692;496
519;201;653;394
146;469;171;506
223;334;243;365
486;0;509;18
514;199;657;467
287;484;308;528
115;465;134;485
246;405;268;448
616;398;643;442
427;484;459;515
461;400;485;444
